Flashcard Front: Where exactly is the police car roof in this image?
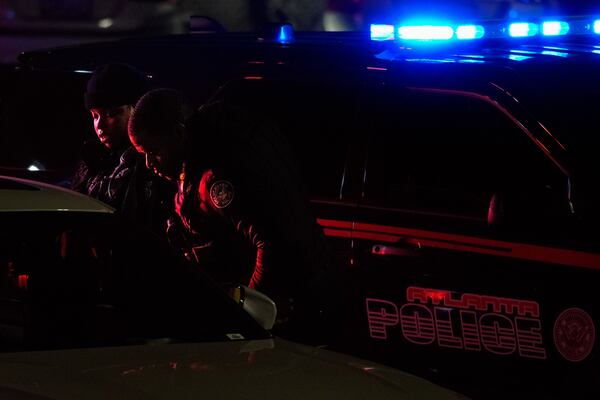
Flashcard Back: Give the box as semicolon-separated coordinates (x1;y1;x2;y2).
16;32;598;100
16;30;600;128
0;175;114;213
10;28;600;173
15;30;600;86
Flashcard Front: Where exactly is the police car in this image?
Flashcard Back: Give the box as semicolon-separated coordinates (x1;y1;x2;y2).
0;175;467;399
3;14;600;397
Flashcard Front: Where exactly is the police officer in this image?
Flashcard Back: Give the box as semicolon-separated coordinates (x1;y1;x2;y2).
72;63;172;232
127;88;328;314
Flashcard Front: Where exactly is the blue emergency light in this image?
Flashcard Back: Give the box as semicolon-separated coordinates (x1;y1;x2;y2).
456;25;485;40
509;22;538;37
370;16;600;42
398;25;454;40
276;24;295;44
370;24;395;41
542;21;570;36
260;23;295;44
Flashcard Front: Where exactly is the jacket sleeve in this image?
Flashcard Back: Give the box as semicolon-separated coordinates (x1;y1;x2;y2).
197;169;270;292
71;140;105;194
231;216;267;290
71;158;96;195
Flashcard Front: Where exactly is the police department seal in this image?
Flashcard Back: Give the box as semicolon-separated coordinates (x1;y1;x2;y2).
553;307;595;362
209;180;234;209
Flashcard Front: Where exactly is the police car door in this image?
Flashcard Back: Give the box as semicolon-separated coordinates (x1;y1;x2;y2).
348;81;600;386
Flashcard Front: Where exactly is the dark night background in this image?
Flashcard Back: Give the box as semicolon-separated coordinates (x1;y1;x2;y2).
0;1;599;63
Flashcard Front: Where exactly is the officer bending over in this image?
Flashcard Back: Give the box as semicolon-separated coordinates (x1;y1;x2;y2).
127;88;328;312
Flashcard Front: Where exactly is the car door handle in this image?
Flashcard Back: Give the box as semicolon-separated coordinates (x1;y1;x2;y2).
371;241;421;257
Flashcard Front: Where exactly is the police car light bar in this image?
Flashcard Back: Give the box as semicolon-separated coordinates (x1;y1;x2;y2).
370;17;600;42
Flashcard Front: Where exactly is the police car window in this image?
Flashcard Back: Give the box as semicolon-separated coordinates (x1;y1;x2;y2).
365;89;561;223
0;212;266;351
214;79;356;200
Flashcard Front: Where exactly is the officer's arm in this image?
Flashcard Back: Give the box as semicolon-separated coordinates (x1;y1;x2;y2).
198;170;270;291
232;218;267;290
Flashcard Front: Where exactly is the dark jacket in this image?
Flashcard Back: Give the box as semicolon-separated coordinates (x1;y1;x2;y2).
72;140;173;234
175;102;328;303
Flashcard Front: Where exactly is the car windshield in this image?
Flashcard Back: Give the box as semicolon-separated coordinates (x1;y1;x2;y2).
0;211;269;352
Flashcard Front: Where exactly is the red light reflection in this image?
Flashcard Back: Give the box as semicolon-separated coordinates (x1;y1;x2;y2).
18;274;28;290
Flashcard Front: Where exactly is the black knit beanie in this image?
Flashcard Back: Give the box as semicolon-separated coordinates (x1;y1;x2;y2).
84;63;149;110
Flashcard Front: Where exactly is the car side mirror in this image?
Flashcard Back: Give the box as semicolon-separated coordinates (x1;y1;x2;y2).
227;285;277;330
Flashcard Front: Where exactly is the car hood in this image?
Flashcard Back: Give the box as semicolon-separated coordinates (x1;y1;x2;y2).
0;338;466;399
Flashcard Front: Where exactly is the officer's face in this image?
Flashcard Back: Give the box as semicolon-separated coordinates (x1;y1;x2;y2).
130;128;182;182
90;105;133;150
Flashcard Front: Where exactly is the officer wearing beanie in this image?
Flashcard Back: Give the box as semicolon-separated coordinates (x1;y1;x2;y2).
71;63;171;230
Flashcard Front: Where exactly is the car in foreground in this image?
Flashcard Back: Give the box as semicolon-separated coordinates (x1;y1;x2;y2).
3;15;600;398
0;175;467;399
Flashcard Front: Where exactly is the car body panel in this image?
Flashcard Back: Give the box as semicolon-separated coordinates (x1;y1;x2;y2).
0;174;469;398
0;175;113;213
0;336;466;399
